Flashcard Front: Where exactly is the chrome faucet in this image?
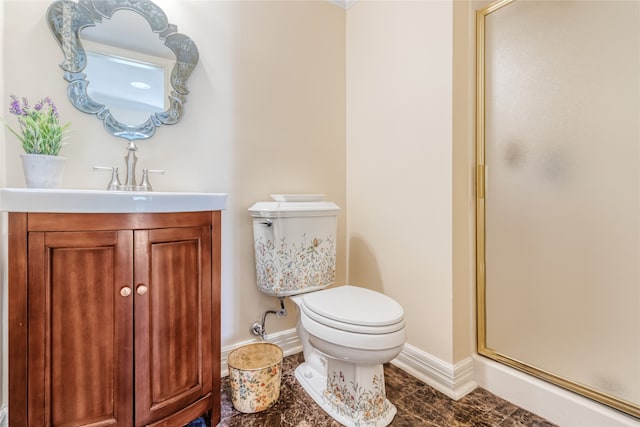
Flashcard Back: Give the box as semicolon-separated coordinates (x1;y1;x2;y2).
94;142;165;191
123;141;138;189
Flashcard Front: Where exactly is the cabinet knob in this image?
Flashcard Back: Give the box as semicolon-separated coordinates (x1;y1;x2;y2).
136;285;149;295
120;287;132;297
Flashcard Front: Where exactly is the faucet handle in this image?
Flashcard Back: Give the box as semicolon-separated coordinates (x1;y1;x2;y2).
137;169;165;192
93;166;122;191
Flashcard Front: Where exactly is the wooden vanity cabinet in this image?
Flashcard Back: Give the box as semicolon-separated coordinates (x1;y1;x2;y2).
8;211;222;427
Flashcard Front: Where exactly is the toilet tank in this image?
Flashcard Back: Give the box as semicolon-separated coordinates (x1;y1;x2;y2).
249;197;340;297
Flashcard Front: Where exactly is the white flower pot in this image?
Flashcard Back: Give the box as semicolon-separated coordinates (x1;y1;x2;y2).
20;154;66;189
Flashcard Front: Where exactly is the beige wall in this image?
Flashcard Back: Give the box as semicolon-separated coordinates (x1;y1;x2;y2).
1;0;633;422
0;0;5;417
0;0;346;357
0;0;9;416
346;0;473;365
452;0;475;363
0;0;478;406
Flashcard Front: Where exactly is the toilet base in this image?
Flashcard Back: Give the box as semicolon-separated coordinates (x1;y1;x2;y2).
295;359;397;427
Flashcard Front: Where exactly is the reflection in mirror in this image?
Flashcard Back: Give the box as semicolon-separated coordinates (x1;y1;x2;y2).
83;50;167;125
80;9;174;125
46;0;199;140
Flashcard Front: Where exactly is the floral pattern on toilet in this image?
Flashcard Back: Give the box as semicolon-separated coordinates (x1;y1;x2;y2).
324;370;394;426
254;234;336;295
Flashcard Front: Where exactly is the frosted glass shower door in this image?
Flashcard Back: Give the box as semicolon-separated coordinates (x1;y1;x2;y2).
477;0;640;417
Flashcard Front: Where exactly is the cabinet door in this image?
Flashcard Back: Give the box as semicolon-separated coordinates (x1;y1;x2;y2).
133;226;212;426
28;230;134;427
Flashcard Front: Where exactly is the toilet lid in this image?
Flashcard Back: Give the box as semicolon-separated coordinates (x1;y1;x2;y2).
301;285;404;329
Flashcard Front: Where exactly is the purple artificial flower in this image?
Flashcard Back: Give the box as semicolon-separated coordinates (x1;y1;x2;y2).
3;94;70;155
45;97;59;118
8;95;24;116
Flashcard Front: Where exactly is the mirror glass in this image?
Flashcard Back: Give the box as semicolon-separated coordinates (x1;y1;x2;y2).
80;10;174;125
46;0;199;140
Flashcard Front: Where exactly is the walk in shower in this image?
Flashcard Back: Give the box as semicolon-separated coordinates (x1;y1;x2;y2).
476;0;639;418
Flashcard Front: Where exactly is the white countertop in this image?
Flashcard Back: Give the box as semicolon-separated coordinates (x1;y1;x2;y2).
0;188;227;213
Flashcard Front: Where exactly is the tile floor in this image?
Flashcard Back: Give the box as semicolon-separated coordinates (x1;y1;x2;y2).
217;352;557;426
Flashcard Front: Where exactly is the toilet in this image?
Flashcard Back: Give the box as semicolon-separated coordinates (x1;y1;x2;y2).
249;195;406;427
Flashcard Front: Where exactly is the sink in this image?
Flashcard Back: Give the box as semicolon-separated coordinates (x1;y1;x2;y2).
0;188;227;213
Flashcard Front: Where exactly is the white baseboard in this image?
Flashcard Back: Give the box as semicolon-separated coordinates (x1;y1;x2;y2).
0;405;7;427
221;330;477;403
473;355;640;427
221;328;302;377
391;343;477;400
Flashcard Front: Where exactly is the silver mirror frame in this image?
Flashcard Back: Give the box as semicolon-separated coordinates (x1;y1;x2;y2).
46;0;199;140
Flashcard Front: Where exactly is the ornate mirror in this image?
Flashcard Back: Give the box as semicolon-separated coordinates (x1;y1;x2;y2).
46;0;199;140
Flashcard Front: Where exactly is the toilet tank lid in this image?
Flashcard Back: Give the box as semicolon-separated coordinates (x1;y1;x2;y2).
249;200;340;218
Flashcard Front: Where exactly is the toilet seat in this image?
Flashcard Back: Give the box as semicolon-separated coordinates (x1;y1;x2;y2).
300;310;406;351
300;303;405;335
297;286;406;351
300;285;405;334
